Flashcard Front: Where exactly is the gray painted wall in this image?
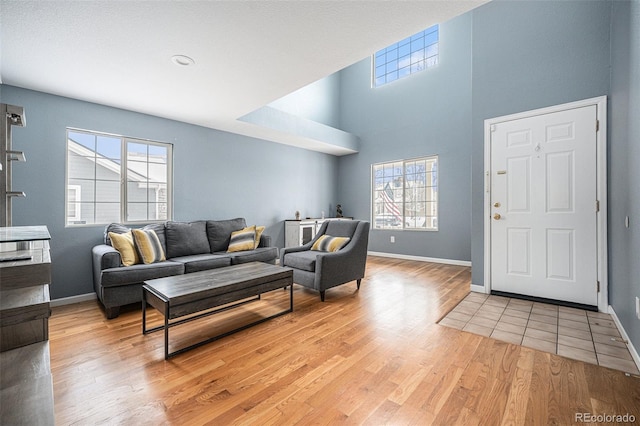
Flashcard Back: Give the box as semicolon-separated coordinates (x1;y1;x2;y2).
470;0;612;286
609;0;640;358
337;13;473;262
1;85;339;299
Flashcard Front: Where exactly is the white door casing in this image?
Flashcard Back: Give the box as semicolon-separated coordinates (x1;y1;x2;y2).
483;97;608;311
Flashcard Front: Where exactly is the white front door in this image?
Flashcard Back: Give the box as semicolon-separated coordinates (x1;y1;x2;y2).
490;105;598;306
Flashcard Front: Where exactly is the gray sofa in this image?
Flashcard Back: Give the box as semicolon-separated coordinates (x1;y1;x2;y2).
92;218;277;319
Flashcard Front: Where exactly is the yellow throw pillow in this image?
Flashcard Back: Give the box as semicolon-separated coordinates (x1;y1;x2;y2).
227;225;256;253
254;225;265;249
132;229;166;264
108;231;140;266
311;235;351;252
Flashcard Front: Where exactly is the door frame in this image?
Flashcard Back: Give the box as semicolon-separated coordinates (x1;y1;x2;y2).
482;96;608;312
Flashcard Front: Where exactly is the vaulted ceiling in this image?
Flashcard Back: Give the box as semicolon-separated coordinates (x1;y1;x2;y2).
1;1;487;154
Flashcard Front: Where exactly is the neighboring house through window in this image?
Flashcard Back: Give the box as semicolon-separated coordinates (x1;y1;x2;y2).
66;184;82;223
66;129;172;226
373;24;439;87
372;156;438;230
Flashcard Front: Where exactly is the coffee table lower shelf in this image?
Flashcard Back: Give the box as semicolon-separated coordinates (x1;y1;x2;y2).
142;263;294;360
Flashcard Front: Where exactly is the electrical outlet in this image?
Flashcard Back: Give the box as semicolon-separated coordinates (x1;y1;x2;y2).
390;236;395;243
636;297;640;320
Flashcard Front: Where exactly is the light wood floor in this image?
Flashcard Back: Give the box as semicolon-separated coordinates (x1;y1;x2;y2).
49;256;640;425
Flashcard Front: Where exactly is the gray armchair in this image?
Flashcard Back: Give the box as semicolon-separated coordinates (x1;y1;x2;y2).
280;220;370;301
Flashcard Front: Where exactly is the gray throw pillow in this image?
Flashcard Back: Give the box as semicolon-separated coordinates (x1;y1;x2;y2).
165;221;210;258
207;218;247;252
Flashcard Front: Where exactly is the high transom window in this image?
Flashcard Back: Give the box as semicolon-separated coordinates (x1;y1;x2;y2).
373;24;439;87
66;129;173;226
371;156;438;230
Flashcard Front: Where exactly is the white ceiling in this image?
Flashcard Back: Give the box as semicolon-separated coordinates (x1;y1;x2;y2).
1;0;486;155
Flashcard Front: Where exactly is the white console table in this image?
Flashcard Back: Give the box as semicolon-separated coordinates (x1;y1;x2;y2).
284;218;351;247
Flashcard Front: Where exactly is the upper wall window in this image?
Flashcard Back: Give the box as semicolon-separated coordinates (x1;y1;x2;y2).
372;156;438;231
66;129;173;226
373;24;439;87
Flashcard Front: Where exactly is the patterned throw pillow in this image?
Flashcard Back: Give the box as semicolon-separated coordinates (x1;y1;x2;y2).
227;226;257;253
254;225;265;249
132;229;166;264
108;231;140;266
311;235;351;252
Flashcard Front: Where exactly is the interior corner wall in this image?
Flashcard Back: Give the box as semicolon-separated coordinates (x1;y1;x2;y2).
470;0;613;286
267;71;342;128
609;0;640;356
0;85;338;299
336;12;473;262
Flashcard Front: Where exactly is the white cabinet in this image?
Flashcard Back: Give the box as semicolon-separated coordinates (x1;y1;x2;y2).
284;218;350;247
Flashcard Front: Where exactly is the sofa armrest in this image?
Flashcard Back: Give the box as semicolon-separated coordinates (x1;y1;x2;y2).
92;244;122;270
92;244;121;296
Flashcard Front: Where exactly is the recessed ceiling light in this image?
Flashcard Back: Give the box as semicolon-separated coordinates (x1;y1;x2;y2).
171;55;195;66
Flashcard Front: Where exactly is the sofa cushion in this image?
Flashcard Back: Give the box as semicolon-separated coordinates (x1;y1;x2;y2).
282;251;317;272
220;246;279;265
104;223;130;246
207;218;247;252
100;261;184;287
169;254;232;273
227;226;257;253
132;229;166;264
108;231;139;266
165;221;210;258
324;220;359;237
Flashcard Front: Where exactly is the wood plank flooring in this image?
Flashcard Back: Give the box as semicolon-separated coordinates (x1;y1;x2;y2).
49;256;640;424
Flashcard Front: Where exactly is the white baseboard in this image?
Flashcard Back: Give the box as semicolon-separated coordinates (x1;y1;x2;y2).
470;284;488;294
50;292;97;307
367;251;472;267
608;305;640;374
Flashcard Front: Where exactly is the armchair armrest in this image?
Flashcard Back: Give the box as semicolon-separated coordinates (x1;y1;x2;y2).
314;244;364;286
280;243;313;264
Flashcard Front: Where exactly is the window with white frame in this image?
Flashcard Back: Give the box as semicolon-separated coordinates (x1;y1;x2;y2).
66;129;172;226
373;24;439;87
371;156;438;230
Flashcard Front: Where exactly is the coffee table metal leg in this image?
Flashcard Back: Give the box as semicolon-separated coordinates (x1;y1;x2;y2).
290;282;294;312
164;302;170;360
142;290;147;334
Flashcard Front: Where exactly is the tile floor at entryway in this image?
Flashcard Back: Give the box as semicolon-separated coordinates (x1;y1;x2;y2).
439;292;640;375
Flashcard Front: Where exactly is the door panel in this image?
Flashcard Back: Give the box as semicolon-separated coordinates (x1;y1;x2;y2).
491;105;597;306
507;228;531;276
546;151;574;212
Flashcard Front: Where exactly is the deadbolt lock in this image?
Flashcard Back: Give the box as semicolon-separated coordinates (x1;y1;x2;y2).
493;202;501;208
493;213;501;220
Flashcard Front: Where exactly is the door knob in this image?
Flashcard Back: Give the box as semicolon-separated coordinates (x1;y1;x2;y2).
493;213;501;220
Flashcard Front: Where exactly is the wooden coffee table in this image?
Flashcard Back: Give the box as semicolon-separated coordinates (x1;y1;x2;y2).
142;262;293;359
